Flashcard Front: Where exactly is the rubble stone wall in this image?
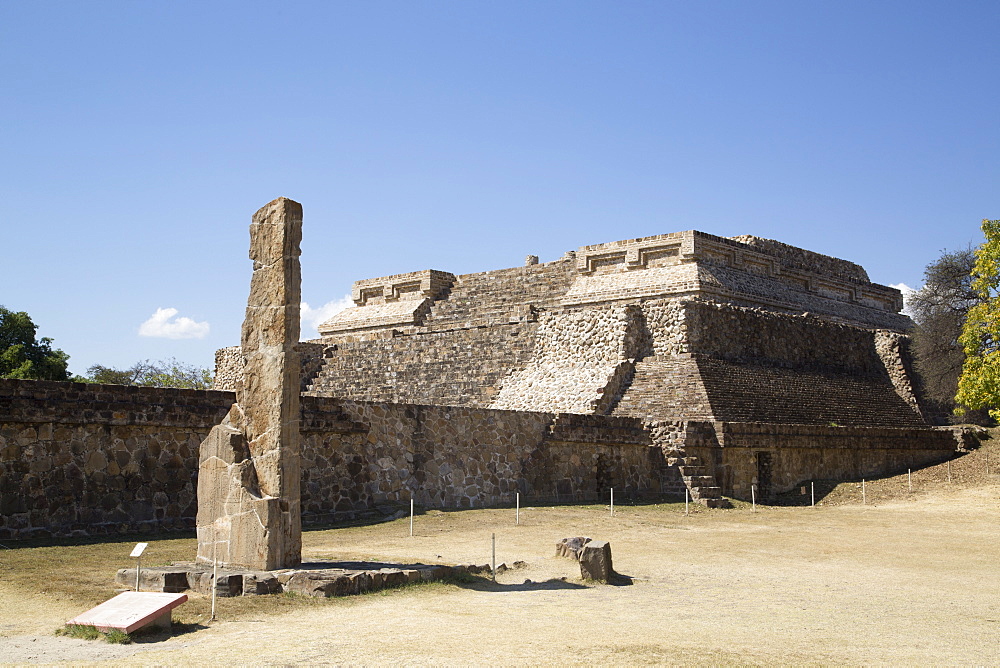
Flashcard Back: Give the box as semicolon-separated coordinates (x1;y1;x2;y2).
693;422;956;500
0;379;230;539
0;379;661;539
306;322;540;406
490;305;642;413
2;378;957;540
299;398;661;521
681;299;886;374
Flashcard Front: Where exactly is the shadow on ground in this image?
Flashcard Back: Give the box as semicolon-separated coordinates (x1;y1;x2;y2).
131;621;208;643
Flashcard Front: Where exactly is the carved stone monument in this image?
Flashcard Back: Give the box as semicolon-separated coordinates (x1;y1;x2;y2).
196;197;303;570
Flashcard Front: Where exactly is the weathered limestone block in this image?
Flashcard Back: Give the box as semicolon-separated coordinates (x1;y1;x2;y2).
579;540;614;581
196;197;303;571
555;536;592;560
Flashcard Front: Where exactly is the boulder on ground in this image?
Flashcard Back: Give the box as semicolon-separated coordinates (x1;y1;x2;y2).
579;540;614;582
555;536;591;559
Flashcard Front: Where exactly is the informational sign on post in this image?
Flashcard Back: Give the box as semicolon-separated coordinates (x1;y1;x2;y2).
130;543;148;591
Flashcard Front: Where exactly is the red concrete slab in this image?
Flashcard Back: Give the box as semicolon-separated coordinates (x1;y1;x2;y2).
67;591;188;634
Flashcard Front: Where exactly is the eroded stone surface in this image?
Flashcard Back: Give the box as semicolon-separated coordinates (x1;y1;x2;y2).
579;539;614;582
555;536;592;560
115;561;486;598
196;197;302;571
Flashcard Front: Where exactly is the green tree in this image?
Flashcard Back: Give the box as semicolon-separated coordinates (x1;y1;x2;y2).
908;246;985;422
0;306;71;380
956;219;1000;421
85;357;213;389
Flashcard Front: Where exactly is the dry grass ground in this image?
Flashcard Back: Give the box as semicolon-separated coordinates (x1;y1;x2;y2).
2;437;1000;665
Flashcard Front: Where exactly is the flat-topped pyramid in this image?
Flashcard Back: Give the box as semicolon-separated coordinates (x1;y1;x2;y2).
243;230;924;428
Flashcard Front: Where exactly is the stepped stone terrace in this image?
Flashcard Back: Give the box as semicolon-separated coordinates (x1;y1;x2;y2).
2;227;964;542
209;230;955;507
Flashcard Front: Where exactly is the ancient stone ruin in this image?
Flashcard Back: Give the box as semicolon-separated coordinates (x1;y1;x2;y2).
196;197;303;570
212;228;947;507
1;221;970;541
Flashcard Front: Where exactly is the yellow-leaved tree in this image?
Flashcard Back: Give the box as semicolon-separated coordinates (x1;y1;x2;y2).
956;219;1000;421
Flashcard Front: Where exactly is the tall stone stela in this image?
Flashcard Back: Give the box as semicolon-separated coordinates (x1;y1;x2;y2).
196;197;303;570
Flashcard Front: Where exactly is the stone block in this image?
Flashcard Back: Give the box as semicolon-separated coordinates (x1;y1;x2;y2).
579;540;613;582
555;536;591;560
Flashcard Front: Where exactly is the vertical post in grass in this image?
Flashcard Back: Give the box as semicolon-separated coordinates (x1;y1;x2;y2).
516;492;520;526
410;497;414;537
908;469;912;493
491;533;496;583
751;484;756;513
948;459;952;483
211;544;218;622
685;487;689;515
610;487;614;517
811;482;815;507
862;479;866;505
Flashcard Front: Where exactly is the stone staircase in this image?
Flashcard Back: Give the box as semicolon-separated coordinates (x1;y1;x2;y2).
304;323;538;407
695;357;926;427
664;451;728;508
424;260;575;329
612;355;925;427
612;357;713;421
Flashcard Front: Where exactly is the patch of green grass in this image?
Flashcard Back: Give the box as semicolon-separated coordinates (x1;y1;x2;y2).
104;628;132;644
56;624;102;640
56;624;133;644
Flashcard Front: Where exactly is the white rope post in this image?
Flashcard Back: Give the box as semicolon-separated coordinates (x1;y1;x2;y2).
516;492;520;526
862;479;866;505
685;487;689;515
751;483;756;513
410;497;414;537
811;482;815;508
908;469;912;493
491;533;496;583
948;459;952;483
610;487;614;517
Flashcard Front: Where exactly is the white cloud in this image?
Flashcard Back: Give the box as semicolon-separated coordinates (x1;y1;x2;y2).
138;307;210;339
300;295;353;340
889;282;918;317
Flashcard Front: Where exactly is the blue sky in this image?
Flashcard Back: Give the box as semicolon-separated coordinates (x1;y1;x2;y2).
2;1;997;376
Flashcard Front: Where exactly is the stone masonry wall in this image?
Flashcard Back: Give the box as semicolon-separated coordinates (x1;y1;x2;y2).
695;422;956;500
0;379;230;539
681;299;887;374
299;398;661;520
2;378;960;539
874;330;923;417
490;305;643;414
305;322;540;407
642;299;687;357
0;379;664;539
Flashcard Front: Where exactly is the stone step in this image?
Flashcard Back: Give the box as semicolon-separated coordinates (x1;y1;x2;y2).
683;475;716;486
688;486;722;500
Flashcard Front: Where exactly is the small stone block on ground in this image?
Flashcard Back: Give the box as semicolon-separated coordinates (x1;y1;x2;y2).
579;540;614;582
67;592;187;634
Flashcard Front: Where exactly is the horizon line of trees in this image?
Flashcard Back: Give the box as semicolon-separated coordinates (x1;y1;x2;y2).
0;305;212;389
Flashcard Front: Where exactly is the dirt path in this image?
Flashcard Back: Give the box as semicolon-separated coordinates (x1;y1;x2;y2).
3;484;1000;665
